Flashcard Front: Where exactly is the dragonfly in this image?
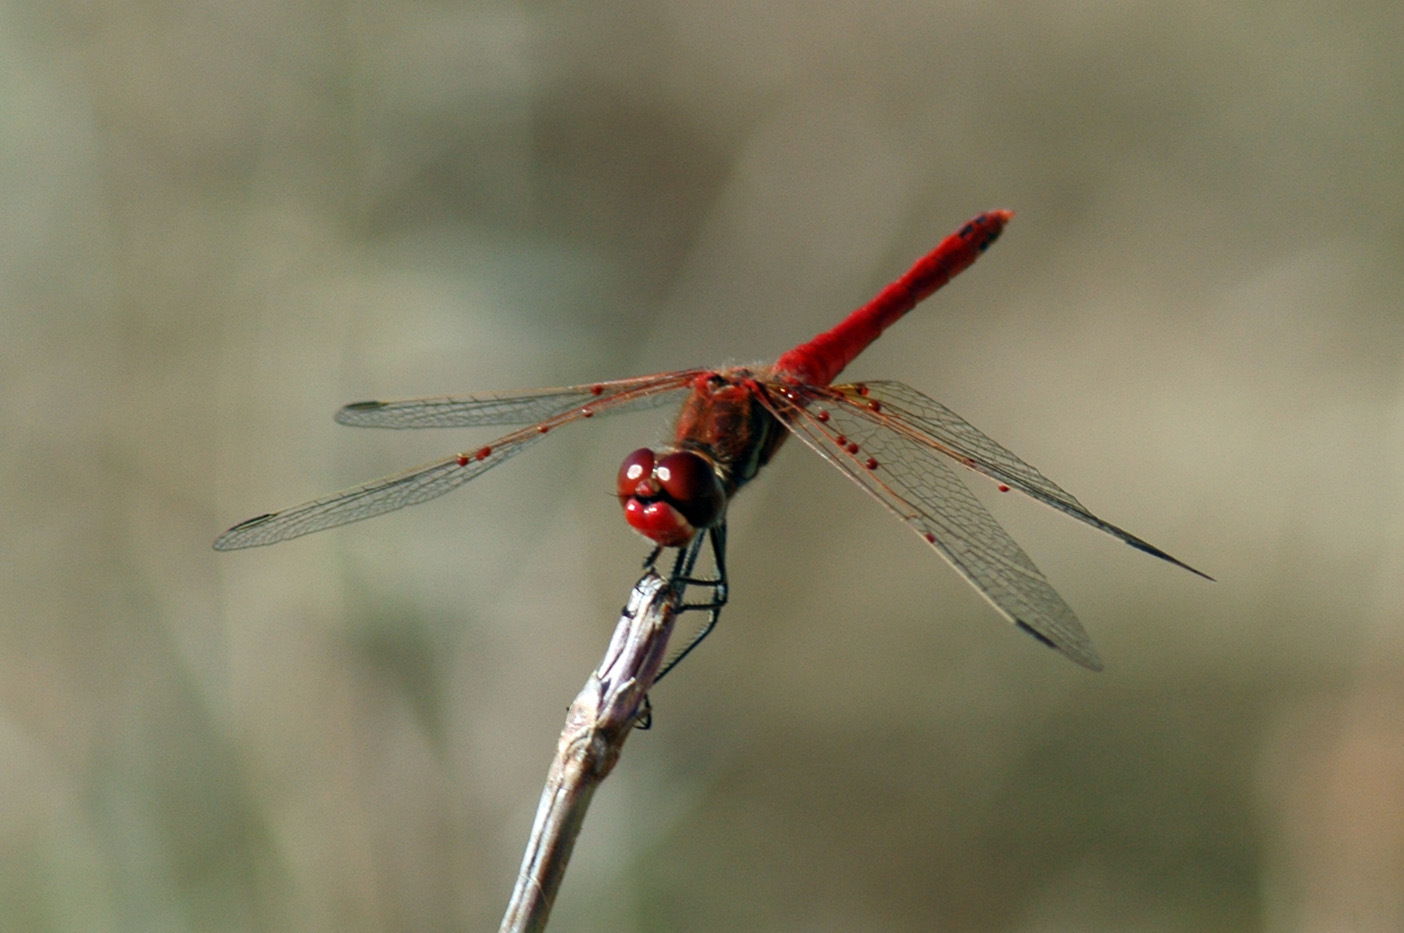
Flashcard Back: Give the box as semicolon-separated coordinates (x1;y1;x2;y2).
215;210;1209;671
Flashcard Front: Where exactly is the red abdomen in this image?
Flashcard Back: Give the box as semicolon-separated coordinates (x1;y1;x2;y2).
773;210;1012;386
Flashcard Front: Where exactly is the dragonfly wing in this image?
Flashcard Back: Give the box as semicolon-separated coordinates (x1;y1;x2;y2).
334;372;698;428
763;387;1103;670
216;371;704;549
214;429;551;549
839;381;1210;580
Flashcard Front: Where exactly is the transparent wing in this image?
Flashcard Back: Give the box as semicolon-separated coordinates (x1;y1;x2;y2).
214;431;549;550
334;372;701;428
833;381;1210;580
215;370;702;549
762;384;1104;669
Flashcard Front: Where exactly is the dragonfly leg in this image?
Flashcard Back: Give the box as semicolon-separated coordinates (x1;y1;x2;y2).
653;523;729;685
633;694;654;731
641;544;664;571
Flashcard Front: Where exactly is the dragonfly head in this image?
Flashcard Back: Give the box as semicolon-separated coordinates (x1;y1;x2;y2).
617;447;726;547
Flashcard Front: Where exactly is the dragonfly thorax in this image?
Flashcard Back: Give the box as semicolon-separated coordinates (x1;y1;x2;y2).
617;447;726;547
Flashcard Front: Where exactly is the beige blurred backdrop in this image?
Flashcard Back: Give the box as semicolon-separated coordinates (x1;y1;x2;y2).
3;1;1403;930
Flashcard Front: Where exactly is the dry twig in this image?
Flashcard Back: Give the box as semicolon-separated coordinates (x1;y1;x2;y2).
499;569;681;932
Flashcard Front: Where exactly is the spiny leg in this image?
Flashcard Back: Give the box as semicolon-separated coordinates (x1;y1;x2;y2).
654;523;729;685
642;544;664;571
632;525;729;729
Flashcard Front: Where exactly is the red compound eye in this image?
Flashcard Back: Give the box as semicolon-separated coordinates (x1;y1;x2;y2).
617;448;725;547
653;451;724;530
617;448;656;502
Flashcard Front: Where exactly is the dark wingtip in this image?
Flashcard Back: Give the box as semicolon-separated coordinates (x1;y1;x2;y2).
335;401;385;424
212;513;275;551
1015;620;1104;672
1126;539;1215;582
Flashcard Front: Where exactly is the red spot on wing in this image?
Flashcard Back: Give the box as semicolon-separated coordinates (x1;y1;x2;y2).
864;457;878;470
475;446;492;460
590;385;604;396
816;410;830;423
998;483;1010;492
456;454;470;466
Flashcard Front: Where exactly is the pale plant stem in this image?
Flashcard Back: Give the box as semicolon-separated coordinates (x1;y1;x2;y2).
498;569;680;932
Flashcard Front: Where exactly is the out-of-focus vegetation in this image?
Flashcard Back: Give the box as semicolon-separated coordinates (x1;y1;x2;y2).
3;1;1402;929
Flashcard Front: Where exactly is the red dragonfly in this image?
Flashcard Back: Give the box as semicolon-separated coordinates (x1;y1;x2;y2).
215;211;1208;670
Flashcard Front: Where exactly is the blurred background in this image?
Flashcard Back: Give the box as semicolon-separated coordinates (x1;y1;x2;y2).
3;0;1402;929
